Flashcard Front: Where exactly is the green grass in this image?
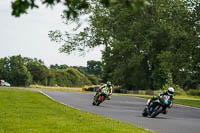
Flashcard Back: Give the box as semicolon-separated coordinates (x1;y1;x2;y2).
174;99;200;108
129;94;200;108
0;86;81;92
0;89;153;133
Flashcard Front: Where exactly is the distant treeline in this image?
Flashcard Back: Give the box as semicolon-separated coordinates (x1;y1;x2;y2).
0;55;102;87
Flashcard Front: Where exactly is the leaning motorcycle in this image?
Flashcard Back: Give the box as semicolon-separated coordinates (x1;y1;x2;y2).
142;95;172;118
92;88;109;106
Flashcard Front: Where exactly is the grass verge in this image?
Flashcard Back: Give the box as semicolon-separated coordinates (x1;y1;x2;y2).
0;86;82;92
0;89;153;133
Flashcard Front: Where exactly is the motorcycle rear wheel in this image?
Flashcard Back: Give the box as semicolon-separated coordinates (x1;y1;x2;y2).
96;95;102;106
92;95;98;106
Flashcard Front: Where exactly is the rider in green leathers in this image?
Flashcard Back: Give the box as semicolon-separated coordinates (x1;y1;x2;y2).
95;81;113;100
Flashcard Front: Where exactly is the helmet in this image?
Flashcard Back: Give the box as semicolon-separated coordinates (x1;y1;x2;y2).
107;81;112;87
167;87;174;95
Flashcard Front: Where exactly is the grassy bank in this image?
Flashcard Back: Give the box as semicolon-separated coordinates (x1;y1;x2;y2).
0;89;153;133
0;86;82;92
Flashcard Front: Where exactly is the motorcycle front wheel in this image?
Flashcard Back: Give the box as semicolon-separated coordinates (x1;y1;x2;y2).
92;95;98;106
150;105;162;118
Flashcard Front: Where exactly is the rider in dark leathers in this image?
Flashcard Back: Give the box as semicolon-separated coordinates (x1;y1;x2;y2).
146;87;174;114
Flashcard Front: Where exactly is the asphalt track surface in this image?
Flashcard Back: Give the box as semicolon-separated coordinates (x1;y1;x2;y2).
41;91;200;133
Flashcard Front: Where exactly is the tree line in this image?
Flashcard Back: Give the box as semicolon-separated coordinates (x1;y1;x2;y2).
49;0;200;90
0;55;102;87
10;0;200;90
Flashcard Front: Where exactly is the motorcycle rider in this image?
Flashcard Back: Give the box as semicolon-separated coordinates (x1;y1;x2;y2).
146;87;174;114
94;81;113;100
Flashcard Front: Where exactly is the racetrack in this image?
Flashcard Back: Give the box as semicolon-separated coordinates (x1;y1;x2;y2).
41;91;200;133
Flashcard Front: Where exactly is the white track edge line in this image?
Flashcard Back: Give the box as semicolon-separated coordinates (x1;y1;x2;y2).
39;90;82;111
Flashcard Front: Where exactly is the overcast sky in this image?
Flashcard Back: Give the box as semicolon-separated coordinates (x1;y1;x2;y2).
0;0;102;67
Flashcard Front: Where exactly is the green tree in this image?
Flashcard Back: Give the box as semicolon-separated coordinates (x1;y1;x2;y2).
47;70;56;86
0;58;10;81
87;74;100;85
24;58;49;85
87;60;102;76
0;55;32;86
50;64;68;70
49;0;200;90
11;0;149;19
71;66;88;75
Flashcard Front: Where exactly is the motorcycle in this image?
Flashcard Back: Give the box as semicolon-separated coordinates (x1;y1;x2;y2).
142;95;172;118
92;88;110;106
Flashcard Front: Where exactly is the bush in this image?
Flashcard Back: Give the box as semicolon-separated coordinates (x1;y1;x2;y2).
187;89;200;96
87;74;100;85
145;89;155;95
120;89;128;94
55;68;91;87
174;88;186;96
138;90;146;95
162;84;186;96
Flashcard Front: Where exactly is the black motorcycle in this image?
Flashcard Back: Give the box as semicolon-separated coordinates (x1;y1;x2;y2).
142;95;172;118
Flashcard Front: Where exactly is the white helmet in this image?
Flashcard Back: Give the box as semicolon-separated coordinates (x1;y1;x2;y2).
167;87;174;95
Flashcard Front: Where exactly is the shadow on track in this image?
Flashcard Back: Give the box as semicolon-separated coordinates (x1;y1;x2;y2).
136;115;171;120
